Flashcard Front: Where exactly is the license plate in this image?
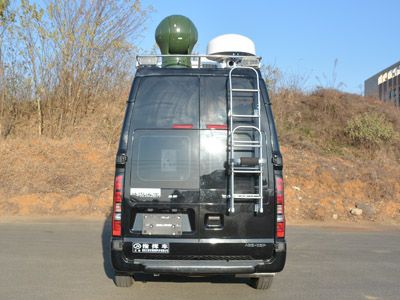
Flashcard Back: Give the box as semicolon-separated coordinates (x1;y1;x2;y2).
132;242;169;254
142;214;183;236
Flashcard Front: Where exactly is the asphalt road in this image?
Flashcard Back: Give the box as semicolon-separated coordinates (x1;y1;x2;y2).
0;218;399;300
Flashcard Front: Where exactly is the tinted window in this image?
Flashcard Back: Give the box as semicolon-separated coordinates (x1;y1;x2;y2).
200;77;227;127
200;131;228;189
130;130;199;189
132;74;266;130
132;76;199;129
200;75;260;128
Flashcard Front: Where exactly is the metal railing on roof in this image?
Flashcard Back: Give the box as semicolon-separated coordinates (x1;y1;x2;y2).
136;54;262;69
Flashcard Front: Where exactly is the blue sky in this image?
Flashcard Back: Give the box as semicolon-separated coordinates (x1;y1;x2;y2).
140;0;399;94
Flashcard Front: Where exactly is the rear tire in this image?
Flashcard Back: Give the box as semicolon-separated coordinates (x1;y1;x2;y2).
114;274;133;287
250;276;273;290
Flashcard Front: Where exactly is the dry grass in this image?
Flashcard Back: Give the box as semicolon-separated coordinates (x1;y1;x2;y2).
0;87;399;222
271;88;400;222
271;88;400;159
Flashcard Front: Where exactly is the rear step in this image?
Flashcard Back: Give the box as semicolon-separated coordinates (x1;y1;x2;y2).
134;259;263;274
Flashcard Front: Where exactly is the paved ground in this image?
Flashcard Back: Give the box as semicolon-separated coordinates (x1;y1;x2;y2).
0;218;399;300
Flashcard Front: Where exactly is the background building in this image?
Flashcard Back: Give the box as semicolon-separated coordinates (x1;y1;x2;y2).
365;61;400;106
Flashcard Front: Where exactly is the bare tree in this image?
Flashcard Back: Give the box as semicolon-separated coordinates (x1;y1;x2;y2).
0;0;16;137
2;0;151;137
47;0;150;132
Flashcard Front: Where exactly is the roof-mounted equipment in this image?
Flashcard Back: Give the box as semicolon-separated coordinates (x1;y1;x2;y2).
155;15;198;68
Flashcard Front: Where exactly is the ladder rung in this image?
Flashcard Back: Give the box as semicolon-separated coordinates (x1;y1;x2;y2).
234;140;259;143
233;144;261;148
234;194;262;199
232;88;259;92
233;166;261;170
231;114;260;118
233;170;262;174
231;128;261;133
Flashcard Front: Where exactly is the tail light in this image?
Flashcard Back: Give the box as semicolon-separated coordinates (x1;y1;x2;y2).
275;175;285;238
206;124;228;130
172;124;193;129
112;175;123;237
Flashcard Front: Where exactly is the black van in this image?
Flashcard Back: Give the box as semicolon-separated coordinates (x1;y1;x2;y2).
110;60;286;289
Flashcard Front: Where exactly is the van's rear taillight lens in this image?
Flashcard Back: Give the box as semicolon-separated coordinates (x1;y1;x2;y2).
275;176;285;238
112;175;123;237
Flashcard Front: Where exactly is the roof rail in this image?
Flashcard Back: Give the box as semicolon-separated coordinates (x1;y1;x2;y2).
136;54;262;69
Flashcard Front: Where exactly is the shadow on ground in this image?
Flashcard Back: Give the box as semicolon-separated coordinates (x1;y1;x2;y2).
133;273;250;286
101;215;114;280
101;216;251;287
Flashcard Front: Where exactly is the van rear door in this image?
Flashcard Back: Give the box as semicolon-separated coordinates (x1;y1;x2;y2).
123;75;200;238
198;75;275;241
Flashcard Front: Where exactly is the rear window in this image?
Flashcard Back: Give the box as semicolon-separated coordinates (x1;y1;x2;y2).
130;130;199;189
200;77;227;127
200;130;227;189
131;74;265;130
132;76;199;129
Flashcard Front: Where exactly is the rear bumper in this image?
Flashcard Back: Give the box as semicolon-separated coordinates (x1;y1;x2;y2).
111;239;286;275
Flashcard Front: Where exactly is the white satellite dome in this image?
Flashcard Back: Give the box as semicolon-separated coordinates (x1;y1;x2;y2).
207;34;256;56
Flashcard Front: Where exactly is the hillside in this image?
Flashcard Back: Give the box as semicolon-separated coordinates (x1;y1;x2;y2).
0;89;399;223
274;89;400;223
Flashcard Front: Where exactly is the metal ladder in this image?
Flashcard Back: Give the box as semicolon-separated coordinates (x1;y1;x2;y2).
228;66;264;213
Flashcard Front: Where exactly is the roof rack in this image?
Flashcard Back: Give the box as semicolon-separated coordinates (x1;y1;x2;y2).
136;54;262;69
